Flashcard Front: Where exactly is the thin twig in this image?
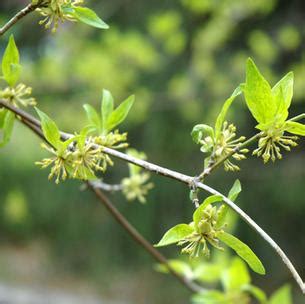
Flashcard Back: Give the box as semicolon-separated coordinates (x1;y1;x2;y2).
0;2;42;36
290;113;305;122
197;133;262;180
87;183;204;293
89;180;123;192
2;100;304;294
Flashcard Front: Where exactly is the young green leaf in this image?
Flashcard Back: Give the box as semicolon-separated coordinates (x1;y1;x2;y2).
244;58;276;127
72;7;109;29
216;180;241;228
269;285;292;304
193;195;223;227
106;95;135;132
83;104;102;133
155;260;193;279
228;179;242;201
191;124;214;144
101;89;114;132
214;86;242;139
0;110;15;147
192;290;227;304
271;72;293;123
221;258;250;292
241;285;267;303
35;108;61;148
154;224;193;247
218;232;266;275
2;35;21;87
193;263;223;283
284;121;305;136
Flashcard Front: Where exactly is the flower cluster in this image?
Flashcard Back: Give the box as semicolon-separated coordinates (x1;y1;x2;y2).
36;0;83;32
196;121;248;172
122;172;154;203
36;134;123;184
213;122;248;171
178;205;224;258
0;84;36;107
121;149;154;203
253;127;298;163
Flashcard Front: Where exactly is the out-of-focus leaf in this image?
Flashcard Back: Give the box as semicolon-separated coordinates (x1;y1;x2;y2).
83;104;102;133
155;259;193;279
0;110;15;147
2;35;21;87
241;284;267;303
192;290;228;303
269;285;292;304
35;108;61;148
101;89;114;132
221;257;250;291
106;95;134;132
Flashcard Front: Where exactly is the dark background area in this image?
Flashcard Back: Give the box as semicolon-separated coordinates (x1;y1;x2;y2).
0;0;305;303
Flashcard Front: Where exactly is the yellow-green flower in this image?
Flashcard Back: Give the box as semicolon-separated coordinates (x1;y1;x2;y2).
0;84;36;107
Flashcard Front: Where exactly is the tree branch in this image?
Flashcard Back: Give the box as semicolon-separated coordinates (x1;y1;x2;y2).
89;180;123;192
0;2;43;36
1;100;304;294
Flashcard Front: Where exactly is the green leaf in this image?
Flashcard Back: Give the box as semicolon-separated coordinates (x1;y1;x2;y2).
244;58;276;126
192;291;227;304
193;195;223;227
106;95;134;132
101;89;114;132
154;224;194;247
193;263;223;283
191;124;214;144
83;104;102;133
228;179;242;201
0;110;15;147
221;258;250;292
218;232;265;275
155;260;193;279
284;121;305;136
72;7;109;29
2;35;21;87
215;86;242;139
35;108;61;148
216;180;241;228
269;285;292;304
271;72;293;123
241;285;267;303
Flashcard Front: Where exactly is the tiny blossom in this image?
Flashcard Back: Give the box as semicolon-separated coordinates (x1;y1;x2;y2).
253;127;298;163
36;0;83;32
214;122;248;171
95;130;128;149
35;143;73;184
179;205;225;258
122;173;154;203
71;137;106;179
0;84;36;107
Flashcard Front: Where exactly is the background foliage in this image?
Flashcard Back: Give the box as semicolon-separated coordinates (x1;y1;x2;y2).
0;0;304;303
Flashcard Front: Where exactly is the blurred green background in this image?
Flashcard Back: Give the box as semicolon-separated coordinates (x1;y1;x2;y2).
0;0;305;303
